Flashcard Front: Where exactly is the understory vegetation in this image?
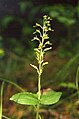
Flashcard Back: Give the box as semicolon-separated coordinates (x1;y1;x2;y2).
0;0;79;119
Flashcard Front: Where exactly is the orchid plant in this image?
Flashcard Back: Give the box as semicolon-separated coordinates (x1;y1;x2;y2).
10;15;62;119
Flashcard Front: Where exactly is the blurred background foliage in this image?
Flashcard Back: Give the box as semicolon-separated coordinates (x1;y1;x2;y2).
0;0;79;118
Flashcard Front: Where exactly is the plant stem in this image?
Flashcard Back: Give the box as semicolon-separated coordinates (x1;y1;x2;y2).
36;53;42;119
76;66;79;98
36;105;39;119
38;63;41;100
0;81;4;119
37;38;43;119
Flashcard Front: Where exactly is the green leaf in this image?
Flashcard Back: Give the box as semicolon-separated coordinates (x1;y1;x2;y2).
76;67;79;90
19;1;27;13
77;3;79;17
1;16;14;28
60;82;76;89
40;91;62;105
50;11;59;18
22;25;33;35
10;92;39;105
19;1;32;13
0;77;24;92
0;49;5;57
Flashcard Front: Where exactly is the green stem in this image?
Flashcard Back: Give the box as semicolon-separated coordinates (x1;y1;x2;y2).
36;105;39;119
36;46;43;119
36;61;42;119
0;81;4;119
38;67;41;100
76;66;79;98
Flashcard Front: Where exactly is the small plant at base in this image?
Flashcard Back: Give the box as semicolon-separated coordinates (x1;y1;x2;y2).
10;15;62;119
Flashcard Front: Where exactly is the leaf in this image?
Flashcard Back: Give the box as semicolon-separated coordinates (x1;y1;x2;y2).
60;82;76;89
19;1;27;13
22;25;33;35
50;11;59;18
58;17;75;26
45;54;79;87
40;91;62;105
0;49;5;57
2;115;10;119
19;1;32;13
77;3;79;17
10;92;39;105
0;77;24;91
76;67;79;90
1;16;14;28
